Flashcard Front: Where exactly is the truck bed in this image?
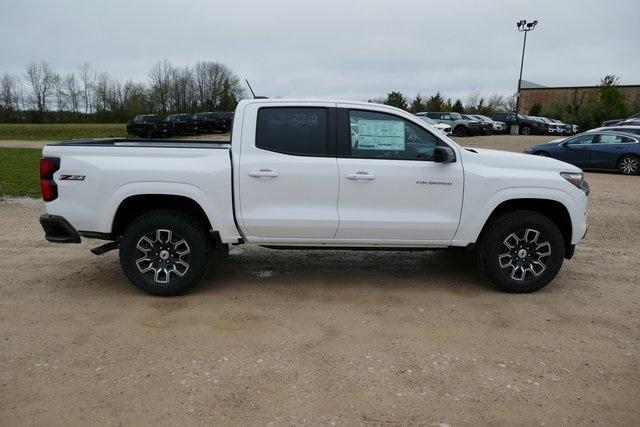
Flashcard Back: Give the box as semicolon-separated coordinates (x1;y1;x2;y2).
48;138;231;149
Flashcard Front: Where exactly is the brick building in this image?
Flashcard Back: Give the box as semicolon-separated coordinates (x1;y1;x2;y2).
518;80;640;114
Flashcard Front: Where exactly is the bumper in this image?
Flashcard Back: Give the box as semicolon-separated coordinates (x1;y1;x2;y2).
39;214;81;243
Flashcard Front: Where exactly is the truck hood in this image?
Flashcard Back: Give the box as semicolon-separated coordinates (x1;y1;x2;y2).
461;147;581;173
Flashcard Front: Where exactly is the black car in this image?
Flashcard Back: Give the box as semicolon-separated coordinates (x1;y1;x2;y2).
192;112;231;133
164;114;200;135
212;111;234;132
524;131;640;175
462;114;492;135
602;112;640;127
492;112;549;135
126;114;172;138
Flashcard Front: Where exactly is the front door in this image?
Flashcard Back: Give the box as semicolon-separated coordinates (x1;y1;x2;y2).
238;104;340;240
335;107;464;244
554;134;594;167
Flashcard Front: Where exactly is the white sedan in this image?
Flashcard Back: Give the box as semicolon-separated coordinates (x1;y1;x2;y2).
416;115;452;135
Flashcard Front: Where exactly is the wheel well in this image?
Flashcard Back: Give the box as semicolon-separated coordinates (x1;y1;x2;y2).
112;194;213;238
617;153;639;163
481;199;573;254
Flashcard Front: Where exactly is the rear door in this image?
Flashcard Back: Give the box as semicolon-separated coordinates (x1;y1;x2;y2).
238;103;340;240
334;106;464;244
587;133;637;168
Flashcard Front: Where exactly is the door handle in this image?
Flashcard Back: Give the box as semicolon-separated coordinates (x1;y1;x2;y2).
346;172;376;181
248;169;279;178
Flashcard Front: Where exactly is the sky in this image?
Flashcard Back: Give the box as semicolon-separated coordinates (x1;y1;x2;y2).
1;0;638;102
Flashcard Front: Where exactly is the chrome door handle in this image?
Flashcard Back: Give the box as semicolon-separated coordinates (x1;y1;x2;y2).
248;169;279;178
346;172;376;181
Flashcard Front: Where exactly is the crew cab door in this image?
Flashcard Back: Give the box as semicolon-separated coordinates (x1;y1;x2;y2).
334;106;464;244
237;103;340;240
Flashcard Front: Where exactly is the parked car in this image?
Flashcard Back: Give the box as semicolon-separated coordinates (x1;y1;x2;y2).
461;114;491;135
416;112;473;137
491;112;549;135
39;98;588;296
550;119;574;135
602;112;640;127
164;114;200;135
471;114;506;133
212;111;234;132
416;115;452;135
531;117;564;135
192;112;228;133
586;125;640;136
126;114;172;138
524;131;640;175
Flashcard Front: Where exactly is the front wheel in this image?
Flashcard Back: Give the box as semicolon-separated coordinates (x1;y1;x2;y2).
618;155;639;175
453;126;467;137
476;210;565;293
119;210;211;296
519;125;531;135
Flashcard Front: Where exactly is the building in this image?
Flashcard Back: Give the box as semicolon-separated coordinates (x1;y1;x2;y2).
518;80;640;114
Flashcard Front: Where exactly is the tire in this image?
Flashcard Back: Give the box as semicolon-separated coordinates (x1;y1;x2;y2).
119;210;211;296
534;151;549;157
146;129;154;139
519;125;531;135
617;155;639;175
453;126;467;137
475;210;565;293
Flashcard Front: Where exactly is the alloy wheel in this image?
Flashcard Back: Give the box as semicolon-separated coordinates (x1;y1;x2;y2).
135;229;191;283
498;228;551;282
619;156;639;175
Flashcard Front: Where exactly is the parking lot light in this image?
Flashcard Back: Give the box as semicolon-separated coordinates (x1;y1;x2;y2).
515;19;539;117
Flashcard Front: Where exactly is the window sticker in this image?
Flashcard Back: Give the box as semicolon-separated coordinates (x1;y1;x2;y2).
350;118;405;151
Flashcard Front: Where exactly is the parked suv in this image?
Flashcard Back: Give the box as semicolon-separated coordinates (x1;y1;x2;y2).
462;114;492;135
416;112;472;137
492;112;549;135
164;114;200;135
126;114;172;138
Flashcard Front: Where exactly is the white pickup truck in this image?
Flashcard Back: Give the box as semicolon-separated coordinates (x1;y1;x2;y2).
39;99;589;296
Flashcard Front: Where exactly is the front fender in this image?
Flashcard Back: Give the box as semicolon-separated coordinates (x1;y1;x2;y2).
452;186;585;246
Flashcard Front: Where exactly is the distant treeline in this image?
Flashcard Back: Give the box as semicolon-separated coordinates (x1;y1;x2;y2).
0;60;245;123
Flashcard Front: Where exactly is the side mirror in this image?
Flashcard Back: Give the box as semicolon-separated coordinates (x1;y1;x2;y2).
433;146;455;163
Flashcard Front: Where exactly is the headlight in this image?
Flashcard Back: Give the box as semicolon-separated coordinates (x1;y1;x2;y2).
560;172;589;194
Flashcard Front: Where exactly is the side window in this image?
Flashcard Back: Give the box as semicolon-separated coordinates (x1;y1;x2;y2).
622;136;636;143
441;113;452;120
567;135;594;145
598;134;623;144
256;107;329;156
134;116;142;123
349;110;440;161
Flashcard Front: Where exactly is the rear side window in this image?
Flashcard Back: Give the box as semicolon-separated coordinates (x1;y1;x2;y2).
256;107;329;156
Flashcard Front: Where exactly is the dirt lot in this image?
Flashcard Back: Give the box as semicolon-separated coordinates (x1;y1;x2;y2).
1;135;639;425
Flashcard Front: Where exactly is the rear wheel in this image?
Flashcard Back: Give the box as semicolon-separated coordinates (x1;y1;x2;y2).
119;210;211;296
618;155;639;175
476;210;565;293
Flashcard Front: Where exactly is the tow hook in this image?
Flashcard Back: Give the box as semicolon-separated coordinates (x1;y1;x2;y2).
90;241;119;256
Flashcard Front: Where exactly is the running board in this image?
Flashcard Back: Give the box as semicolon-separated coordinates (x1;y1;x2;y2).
90;241;119;255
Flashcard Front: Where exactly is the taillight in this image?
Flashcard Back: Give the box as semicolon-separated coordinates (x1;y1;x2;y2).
40;157;60;202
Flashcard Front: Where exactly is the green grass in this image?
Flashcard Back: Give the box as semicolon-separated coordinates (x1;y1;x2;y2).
0;148;42;197
0;123;126;140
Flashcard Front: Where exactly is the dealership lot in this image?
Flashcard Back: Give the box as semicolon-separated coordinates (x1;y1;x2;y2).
1;135;639;425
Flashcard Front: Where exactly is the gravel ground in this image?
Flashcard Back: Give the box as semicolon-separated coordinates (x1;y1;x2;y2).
1;135;639;425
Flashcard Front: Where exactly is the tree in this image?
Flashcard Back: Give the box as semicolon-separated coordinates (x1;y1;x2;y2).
63;73;81;118
425;92;445;111
452;99;464;113
25;61;54;119
384;91;408;110
148;60;174;113
218;78;238;110
409;94;426;113
1;73;21;120
78;63;95;117
528;102;543;116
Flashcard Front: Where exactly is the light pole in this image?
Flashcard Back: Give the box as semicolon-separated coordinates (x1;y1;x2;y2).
514;19;538;115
